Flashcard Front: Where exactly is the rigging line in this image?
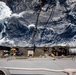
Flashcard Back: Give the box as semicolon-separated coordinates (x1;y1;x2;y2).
31;1;55;45
42;4;52;12
40;6;56;42
45;6;56;27
20;11;36;25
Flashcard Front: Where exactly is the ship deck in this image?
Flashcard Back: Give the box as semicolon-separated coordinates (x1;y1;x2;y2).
0;56;76;75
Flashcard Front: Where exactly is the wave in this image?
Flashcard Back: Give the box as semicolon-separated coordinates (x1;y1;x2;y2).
0;0;76;47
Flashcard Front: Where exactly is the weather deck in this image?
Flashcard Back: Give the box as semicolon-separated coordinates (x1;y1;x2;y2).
0;57;76;75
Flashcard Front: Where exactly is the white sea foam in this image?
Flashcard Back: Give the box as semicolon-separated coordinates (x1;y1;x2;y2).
0;37;14;45
11;11;25;18
11;11;34;18
0;1;12;41
28;24;35;28
0;38;5;44
0;1;12;20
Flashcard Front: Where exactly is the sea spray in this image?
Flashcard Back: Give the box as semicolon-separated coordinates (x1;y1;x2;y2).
0;1;12;45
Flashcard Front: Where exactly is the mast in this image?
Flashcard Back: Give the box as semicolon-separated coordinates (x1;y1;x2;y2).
31;0;42;46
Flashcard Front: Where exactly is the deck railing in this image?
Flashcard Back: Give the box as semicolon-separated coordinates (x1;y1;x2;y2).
0;67;76;75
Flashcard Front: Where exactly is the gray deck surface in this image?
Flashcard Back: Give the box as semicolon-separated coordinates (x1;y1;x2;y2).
0;57;76;75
